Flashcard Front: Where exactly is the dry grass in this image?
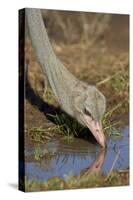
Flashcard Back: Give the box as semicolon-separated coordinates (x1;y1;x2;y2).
21;11;129;191
24;170;129;192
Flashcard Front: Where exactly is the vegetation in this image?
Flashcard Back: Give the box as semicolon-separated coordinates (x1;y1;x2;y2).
24;11;129;191
26;125;60;143
24;170;129;192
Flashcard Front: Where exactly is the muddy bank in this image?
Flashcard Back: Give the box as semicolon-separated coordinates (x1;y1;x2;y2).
22;12;129;191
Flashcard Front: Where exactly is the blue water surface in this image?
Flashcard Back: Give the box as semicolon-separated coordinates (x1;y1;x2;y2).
23;126;129;181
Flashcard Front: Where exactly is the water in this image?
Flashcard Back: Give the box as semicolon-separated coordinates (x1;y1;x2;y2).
23;126;129;181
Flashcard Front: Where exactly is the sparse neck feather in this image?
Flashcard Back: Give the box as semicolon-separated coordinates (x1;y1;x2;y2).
26;8;76;100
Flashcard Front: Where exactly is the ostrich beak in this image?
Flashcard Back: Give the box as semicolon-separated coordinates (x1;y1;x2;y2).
83;115;106;148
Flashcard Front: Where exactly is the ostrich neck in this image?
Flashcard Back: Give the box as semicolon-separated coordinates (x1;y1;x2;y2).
26;8;77;111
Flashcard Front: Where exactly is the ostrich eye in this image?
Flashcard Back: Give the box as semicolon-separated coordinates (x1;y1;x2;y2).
84;108;92;117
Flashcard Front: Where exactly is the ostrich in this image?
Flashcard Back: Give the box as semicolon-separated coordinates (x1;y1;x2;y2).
26;8;106;148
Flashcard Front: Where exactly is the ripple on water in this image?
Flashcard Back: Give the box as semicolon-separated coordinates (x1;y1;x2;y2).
23;126;129;181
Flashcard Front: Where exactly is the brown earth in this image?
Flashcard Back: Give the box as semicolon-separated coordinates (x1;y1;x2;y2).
24;13;129;136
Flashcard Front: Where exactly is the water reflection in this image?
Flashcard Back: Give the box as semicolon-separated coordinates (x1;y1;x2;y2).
24;126;129;181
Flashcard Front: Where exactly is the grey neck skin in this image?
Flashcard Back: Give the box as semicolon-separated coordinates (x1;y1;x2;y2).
26;8;106;148
26;8;78;115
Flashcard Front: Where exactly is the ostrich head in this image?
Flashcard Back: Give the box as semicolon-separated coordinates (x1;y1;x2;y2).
75;85;106;148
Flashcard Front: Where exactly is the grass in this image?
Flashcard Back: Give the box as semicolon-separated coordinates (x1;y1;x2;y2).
33;144;57;161
47;101;125;140
44;87;58;105
102;103;123;136
48;71;128;139
23;170;129;192
48;113;87;139
26;44;129;142
26;125;61;143
34;145;44;161
26;99;126;144
25;30;129;191
24;96;128;191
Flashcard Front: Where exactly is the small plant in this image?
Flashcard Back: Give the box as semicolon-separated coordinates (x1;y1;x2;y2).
48;113;87;138
34;146;44;161
48;105;123;139
102;103;123;136
24;170;129;192
27;125;59;143
112;73;128;92
44;87;58;105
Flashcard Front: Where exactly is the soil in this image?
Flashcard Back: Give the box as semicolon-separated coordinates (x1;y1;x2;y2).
24;14;129;133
